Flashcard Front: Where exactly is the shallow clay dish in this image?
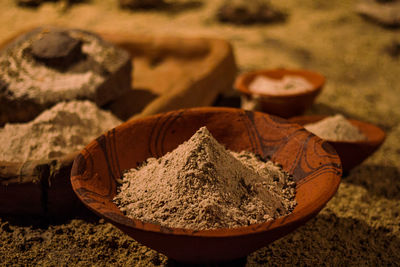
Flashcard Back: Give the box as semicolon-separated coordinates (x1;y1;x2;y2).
71;107;341;263
235;69;325;118
290;115;386;173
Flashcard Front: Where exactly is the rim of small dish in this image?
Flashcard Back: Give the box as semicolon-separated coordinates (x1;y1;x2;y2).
235;68;325;99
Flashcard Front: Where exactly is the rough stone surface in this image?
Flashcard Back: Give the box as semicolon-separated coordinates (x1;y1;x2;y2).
30;31;82;68
217;0;286;25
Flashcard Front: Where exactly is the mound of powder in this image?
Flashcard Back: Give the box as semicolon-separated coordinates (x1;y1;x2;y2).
0;100;122;162
0;27;130;106
304;114;367;142
114;127;296;230
249;75;314;95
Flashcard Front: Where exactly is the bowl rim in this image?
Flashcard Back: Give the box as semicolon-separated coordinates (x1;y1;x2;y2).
289;115;386;145
235;68;325;99
71;107;342;238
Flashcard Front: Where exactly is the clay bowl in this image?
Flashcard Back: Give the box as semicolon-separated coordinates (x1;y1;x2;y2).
235;69;325;118
289;115;386;173
71;107;341;263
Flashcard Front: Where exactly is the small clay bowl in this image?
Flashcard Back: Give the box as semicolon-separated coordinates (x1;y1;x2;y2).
71;107;341;263
235;69;325;118
289;115;386;173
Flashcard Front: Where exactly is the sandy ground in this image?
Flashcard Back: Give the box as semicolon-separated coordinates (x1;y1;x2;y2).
0;0;400;265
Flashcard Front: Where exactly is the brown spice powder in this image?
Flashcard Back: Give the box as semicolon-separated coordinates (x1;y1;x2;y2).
0;100;122;162
114;127;296;230
304;114;367;142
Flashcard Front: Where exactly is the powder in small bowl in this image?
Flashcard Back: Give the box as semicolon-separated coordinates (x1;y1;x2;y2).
304;114;367;142
248;75;314;95
113;126;296;231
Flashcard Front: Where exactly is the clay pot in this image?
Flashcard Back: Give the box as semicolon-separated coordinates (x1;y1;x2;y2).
235;69;325;118
71;107;341;263
289;115;386;173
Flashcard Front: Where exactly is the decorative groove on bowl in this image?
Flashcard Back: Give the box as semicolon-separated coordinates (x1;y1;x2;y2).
149;110;185;158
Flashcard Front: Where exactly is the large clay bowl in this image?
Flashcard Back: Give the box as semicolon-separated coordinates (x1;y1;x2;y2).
290;115;386;173
235;69;325;118
71;107;341;263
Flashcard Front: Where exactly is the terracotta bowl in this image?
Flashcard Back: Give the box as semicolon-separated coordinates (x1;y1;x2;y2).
235;69;325;118
71;107;341;263
289;115;386;173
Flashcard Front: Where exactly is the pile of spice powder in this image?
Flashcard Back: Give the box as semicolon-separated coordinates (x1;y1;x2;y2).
248;75;314;95
0;100;122;162
114;127;296;230
304;114;367;142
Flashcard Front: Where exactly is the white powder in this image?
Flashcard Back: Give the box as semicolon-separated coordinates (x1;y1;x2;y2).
70;31;119;70
114;127;296;230
0;100;122;162
0;29;120;105
304;114;367;142
249;75;314;95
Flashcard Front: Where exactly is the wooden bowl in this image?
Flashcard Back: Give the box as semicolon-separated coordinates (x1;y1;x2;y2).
235;69;325;118
70;107;341;263
289;115;386;173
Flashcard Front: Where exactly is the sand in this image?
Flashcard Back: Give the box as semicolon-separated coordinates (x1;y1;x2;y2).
0;0;399;265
